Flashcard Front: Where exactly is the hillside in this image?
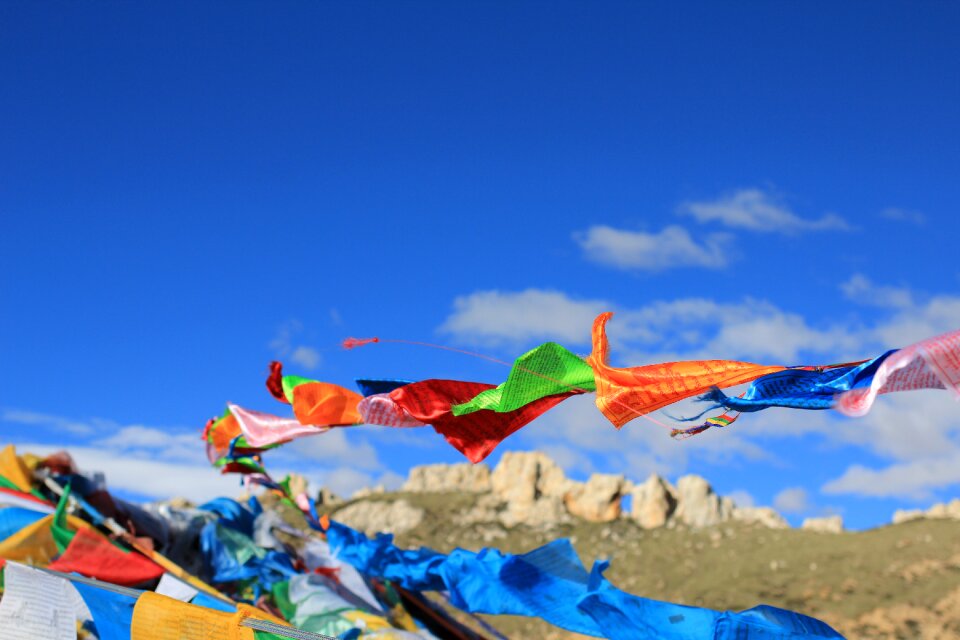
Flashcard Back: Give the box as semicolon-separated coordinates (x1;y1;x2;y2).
302;452;960;640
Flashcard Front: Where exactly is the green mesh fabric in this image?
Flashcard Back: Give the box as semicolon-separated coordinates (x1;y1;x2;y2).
51;485;76;553
452;342;595;416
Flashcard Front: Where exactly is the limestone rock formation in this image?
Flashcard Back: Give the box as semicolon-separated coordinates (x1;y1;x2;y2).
564;474;628;522
673;475;732;527
892;509;925;525
499;496;569;528
352;484;386;499
491;452;573;504
316;487;342;507
490;452;574;527
733;506;789;529
802;515;844;534
332;499;424;536
629;474;677;529
892;498;960;525
402;463;492;494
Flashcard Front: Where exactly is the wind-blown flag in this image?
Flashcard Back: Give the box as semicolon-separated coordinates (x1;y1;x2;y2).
229;403;330;448
267;362;363;426
451;342;595;416
586;312;786;428
698;355;889;413
48;527;165;586
357;394;426;428
838;328;960;416
391;380;579;463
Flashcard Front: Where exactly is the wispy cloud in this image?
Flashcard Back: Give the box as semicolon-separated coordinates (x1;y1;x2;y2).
679;188;850;233
881;207;926;225
439;289;606;347
840;274;914;309
439;288;860;362
0;409;98;436
3;407;392;503
773;486;811;514
822;452;960;501
574;225;732;271
270;320;322;371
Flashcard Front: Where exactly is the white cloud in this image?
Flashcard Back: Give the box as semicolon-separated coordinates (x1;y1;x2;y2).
881;207;926;225
870;295;960;348
279;429;382;471
517;394;772;483
822;452;960;500
773;487;811;514
574;225;731;271
270;320;322;371
679;188;850;233
290;346;322;370
439;289;606;346
440;288;859;362
820;392;960;499
841;274;914;309
4;407;394;504
12;441;241;503
727;490;756;509
1;409;97;436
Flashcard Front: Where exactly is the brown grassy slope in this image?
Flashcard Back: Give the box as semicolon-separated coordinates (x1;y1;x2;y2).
323;491;960;639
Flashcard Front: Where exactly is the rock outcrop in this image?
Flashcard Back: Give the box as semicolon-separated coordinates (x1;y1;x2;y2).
673;475;733;528
332;499;425;536
564;474;628;523
316;487;342;506
327;450;812;532
629;474;677;529
893;499;960;525
733;507;789;529
802;515;844;533
490;452;574;527
403;463;491;494
352;484;386;499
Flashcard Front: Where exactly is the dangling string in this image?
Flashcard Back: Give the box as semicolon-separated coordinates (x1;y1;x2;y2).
340;335;680;433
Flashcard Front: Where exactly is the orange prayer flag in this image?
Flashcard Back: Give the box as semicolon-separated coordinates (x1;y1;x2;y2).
131;592;288;640
291;382;363;426
586;312;786;428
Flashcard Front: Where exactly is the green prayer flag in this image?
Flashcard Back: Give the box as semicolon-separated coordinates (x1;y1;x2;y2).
51;484;76;553
452;342;595;416
271;580;296;621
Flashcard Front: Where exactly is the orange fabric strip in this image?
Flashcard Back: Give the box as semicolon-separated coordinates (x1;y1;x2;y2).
131;592;286;640
291;381;363;426
586;312;786;428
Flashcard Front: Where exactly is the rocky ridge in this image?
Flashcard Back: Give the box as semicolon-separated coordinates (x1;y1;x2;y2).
322;451;833;536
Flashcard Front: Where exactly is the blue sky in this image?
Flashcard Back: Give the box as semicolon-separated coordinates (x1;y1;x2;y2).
2;2;959;530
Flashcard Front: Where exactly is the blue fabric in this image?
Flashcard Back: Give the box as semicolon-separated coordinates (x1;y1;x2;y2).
702;351;895;413
200;521;297;589
199;497;257;535
354;379;414;396
327;522;445;592
191;592;237;612
578;566;842;639
73;581;137;640
0;506;47;541
327;520;842;639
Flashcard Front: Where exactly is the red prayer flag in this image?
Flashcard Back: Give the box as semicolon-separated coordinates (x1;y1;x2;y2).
47;527;164;586
390;379;578;463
